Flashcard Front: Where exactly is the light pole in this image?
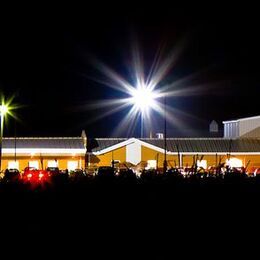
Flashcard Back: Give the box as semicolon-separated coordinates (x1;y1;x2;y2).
163;95;167;174
0;104;8;172
130;84;157;138
140;114;144;138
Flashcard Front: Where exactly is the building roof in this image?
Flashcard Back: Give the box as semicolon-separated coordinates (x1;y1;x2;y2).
89;138;127;152
90;138;260;154
141;138;260;153
223;115;260;123
2;137;85;149
241;127;260;138
2;137;260;154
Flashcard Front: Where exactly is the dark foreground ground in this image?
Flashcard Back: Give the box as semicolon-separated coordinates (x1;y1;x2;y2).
1;179;260;258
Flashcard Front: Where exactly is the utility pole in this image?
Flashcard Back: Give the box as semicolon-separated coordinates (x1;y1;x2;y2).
14;120;17;163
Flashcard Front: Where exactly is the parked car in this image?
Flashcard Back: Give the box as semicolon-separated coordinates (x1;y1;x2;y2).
96;166;115;182
117;168;136;183
46;167;68;183
97;166;115;177
46;167;60;176
69;169;86;181
22;167;50;183
3;169;21;182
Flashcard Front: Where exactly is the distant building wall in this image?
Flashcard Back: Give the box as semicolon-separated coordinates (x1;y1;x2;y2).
223;116;260;138
3;152;260;172
223;121;239;138
2;137;260;173
2;156;85;171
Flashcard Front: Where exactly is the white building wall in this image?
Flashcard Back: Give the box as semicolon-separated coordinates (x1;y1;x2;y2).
228;123;231;138
235;122;239;137
126;141;141;165
224;116;260;138
225;123;229;138
224;121;239;138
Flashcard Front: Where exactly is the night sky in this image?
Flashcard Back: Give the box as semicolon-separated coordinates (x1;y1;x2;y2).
0;7;259;137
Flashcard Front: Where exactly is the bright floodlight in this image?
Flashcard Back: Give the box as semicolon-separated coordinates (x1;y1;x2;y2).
130;85;157;112
0;104;8;116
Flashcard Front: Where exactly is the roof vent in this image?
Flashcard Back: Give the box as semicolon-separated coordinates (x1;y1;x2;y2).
209;120;219;133
156;133;164;139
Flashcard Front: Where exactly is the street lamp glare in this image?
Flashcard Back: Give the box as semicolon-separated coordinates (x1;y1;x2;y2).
0;103;9;171
0;105;9;116
130;85;157;112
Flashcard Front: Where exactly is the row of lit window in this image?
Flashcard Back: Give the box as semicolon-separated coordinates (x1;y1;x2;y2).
7;160;80;171
146;158;243;170
193;158;243;169
196;158;243;169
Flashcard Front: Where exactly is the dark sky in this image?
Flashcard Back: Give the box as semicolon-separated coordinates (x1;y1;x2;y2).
0;7;259;137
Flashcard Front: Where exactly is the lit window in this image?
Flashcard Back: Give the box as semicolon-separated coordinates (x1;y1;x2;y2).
197;160;207;169
226;158;243;168
29;161;39;169
146;160;157;170
8;161;19;170
67;161;78;171
48;160;58;167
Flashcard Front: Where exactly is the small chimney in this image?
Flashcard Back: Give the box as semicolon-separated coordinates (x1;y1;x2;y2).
81;130;87;148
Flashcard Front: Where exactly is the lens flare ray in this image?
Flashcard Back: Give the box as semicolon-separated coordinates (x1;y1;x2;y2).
81;39;216;136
